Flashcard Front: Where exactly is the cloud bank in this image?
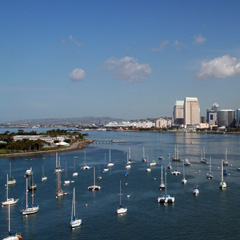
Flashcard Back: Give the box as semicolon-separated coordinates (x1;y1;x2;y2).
70;68;86;81
104;56;152;82
196;55;240;79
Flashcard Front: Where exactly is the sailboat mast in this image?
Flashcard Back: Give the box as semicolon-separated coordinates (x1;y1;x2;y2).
143;147;145;158
8;204;10;233
9;162;11;179
56;152;58;168
119;180;122;206
93;166;95;186
161;166;163;184
109;149;111;163
73;188;76;217
26;178;28;209
6;174;8;200
221;160;223;182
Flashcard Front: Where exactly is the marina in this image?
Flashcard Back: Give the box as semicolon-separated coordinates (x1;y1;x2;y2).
1;130;240;239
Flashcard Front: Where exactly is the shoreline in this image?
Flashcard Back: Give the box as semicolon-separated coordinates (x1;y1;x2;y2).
0;139;93;159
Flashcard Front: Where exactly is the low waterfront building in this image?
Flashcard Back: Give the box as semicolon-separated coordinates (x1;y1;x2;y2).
155;118;168;128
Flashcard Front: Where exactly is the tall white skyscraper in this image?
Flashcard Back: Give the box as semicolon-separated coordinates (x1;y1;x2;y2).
184;97;200;126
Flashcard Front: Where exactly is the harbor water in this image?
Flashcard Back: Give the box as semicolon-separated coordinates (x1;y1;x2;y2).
1;130;240;239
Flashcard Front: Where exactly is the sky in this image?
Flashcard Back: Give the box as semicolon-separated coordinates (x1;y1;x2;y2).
1;0;240;123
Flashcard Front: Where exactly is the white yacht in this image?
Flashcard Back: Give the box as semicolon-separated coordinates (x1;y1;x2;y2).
54;153;64;173
21;178;39;215
81;151;91;170
206;156;213;179
171;170;181;176
146;155;151;172
159;166;165;190
2;174;19;206
184;159;191;166
64;162;70;185
72;156;78;177
193;172;199;196
56;172;68;198
200;148;207;163
220;160;227;190
142;146;146;162
70;187;82;228
3;205;22;240
117;180;127;214
107;149;114;167
182;161;187;184
150;161;157;167
8;162;16;185
172;145;181;161
158;173;175;203
125;153;131;169
88;166;101;191
41;164;47;181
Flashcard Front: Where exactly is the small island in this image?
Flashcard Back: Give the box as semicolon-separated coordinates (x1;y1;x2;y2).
0;129;92;158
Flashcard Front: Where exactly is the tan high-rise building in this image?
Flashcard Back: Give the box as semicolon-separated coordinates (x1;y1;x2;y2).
184;97;200;126
173;100;184;125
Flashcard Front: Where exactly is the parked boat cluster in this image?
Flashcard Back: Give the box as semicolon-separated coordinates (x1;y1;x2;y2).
1;144;238;239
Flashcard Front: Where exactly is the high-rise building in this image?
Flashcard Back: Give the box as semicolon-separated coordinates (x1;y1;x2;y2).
235;109;240;127
173;100;184;125
206;103;220;125
184;97;200;126
217;109;235;127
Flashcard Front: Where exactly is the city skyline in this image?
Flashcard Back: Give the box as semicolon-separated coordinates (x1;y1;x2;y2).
1;1;240;123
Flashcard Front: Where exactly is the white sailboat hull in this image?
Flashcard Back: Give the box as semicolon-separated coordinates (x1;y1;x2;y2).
3;235;20;240
21;205;39;215
70;219;82;228
2;198;19;206
73;172;78;177
117;207;127;214
158;195;175;203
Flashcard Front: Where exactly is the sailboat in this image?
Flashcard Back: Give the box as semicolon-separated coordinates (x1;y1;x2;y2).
3;205;22;240
107;149;114;167
103;153;109;173
172;145;180;161
8;162;16;185
56;172;68;198
41;164;47;181
97;165;102;181
158;172;175;203
223;148;229;166
127;147;134;164
72;156;78;177
70;187;82;228
146;155;151;172
25;167;37;191
125;153;131;169
21;177;39;215
167;155;172;170
206;156;213;179
142;147;146;162
182;161;187;184
64;162;70;185
81;151;91;170
2;174;19;206
88;166;101;191
200;148;207;163
54;152;64;173
219;160;227;190
117;180;127;214
193;172;199;196
159;166;165;190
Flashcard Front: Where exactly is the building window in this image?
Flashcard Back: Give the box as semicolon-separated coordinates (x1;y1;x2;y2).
210;114;213;120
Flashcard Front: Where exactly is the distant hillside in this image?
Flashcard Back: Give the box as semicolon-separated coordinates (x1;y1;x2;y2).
4;117;125;125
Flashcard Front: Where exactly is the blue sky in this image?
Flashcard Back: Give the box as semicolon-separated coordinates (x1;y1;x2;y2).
1;0;240;123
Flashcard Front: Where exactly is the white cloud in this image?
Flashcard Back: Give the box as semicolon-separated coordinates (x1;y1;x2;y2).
151;40;169;52
196;55;240;79
69;35;83;47
70;68;86;81
104;56;152;82
194;34;206;45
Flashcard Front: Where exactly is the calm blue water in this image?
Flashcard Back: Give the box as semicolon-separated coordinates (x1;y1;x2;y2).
1;130;240;239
